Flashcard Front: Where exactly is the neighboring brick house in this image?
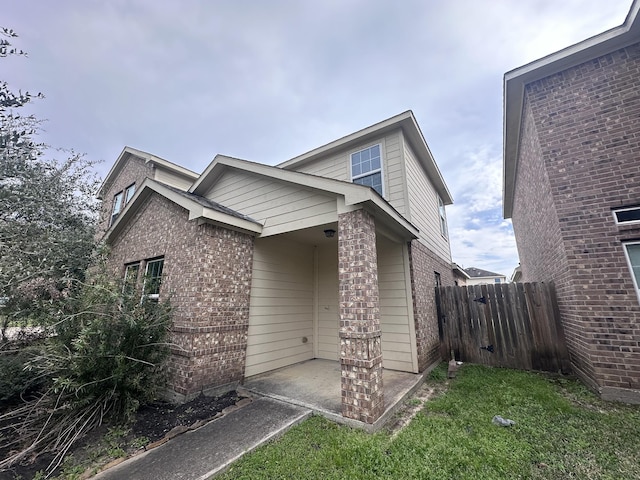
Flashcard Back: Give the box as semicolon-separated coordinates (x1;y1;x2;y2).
97;111;454;423
503;1;640;403
464;267;507;285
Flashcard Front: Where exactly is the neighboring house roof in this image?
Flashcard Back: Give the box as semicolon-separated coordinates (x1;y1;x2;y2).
464;267;505;279
452;263;471;279
503;0;640;218
97;146;199;200
190;154;420;240
277;110;453;205
103;178;262;244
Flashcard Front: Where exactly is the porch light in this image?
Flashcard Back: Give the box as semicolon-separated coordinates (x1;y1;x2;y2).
324;229;336;238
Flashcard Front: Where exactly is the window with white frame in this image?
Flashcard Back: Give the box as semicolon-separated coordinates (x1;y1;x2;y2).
438;195;448;238
111;192;123;225
110;183;136;226
351;144;383;196
123;263;140;295
623;242;640;302
143;258;164;300
124;183;136;203
613;207;640;225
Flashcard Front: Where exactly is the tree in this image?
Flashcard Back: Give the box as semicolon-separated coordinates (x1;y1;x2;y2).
0;28;100;336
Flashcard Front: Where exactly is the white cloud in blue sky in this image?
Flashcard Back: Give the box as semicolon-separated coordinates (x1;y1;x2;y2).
2;0;632;277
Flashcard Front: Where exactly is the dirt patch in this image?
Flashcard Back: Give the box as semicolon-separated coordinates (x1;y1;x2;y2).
1;391;246;479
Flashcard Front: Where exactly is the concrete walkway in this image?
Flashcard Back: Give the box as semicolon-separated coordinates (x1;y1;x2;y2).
93;397;311;480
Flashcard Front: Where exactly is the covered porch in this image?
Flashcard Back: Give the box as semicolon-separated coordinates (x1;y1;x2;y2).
243;359;430;431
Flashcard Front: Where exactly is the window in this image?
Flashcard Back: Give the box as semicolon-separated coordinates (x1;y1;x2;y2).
623;242;640;302
434;272;441;288
111;192;123;225
351;144;383;196
110;183;136;226
143;258;164;300
494;278;501;283
123;263;140;295
438;195;448;238
614;207;640;225
125;183;136;203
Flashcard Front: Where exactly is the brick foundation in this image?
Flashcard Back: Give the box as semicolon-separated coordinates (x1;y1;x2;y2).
338;209;384;423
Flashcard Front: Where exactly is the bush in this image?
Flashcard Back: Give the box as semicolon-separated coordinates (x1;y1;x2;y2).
0;263;173;474
0;344;47;405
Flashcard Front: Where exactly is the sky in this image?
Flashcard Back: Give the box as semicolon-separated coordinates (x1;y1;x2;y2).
2;0;634;278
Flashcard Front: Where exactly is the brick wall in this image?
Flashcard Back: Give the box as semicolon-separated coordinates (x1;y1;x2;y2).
97;156;155;239
338;209;384;424
513;42;640;401
107;192;255;401
407;240;454;371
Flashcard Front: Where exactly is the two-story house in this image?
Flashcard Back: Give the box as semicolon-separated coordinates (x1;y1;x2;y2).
97;111;454;423
503;1;640;403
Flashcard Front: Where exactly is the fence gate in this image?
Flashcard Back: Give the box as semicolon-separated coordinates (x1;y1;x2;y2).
436;282;571;373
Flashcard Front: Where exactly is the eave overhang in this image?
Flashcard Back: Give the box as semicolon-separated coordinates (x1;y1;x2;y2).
103;178;262;244
503;0;640;218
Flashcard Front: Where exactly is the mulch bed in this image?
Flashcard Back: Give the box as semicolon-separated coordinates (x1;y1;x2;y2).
1;391;242;480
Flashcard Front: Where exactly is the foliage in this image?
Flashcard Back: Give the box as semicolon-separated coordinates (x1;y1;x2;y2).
217;365;640;480
0;27;100;336
0;341;47;405
0;260;173;476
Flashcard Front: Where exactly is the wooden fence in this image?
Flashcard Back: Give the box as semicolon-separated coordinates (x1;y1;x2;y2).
436;282;571;373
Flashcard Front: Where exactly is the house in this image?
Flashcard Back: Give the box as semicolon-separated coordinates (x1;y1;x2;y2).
464;267;507;285
510;265;522;283
503;0;640;403
452;263;470;286
96;111;454;424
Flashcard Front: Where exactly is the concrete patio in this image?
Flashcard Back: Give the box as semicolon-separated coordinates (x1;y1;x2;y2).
242;359;429;431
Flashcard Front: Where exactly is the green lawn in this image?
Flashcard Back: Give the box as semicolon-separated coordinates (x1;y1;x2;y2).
217;364;640;480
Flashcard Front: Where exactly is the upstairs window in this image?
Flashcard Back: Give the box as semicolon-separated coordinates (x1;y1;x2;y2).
111;192;123;225
613;207;640;225
351;144;383;196
110;183;136;226
623;242;640;302
125;183;136;203
143;258;164;300
438;195;448;238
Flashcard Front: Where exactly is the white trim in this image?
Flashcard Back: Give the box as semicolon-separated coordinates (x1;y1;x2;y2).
613;206;640;226
623;241;640;303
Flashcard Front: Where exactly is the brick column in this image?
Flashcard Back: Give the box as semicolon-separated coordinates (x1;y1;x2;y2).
338;209;384;423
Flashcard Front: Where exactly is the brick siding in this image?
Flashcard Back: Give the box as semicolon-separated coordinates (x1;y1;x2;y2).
338;209;384;424
97;156;154;239
107;193;254;401
408;240;454;370
512;42;640;401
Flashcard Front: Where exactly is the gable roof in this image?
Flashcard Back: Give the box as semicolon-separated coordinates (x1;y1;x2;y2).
103;178;262;244
190;154;419;240
503;0;640;218
464;267;505;279
277;110;453;205
97;146;198;200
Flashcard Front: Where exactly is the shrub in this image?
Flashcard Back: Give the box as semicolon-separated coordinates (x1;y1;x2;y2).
0;263;173;474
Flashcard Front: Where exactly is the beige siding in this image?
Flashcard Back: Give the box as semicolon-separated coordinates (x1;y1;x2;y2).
291;131;407;217
403;135;452;262
377;236;416;372
154;167;194;191
316;243;339;360
245;237;314;377
205;171;337;236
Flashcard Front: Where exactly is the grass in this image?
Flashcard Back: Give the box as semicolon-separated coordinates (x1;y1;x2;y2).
217;364;640;480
